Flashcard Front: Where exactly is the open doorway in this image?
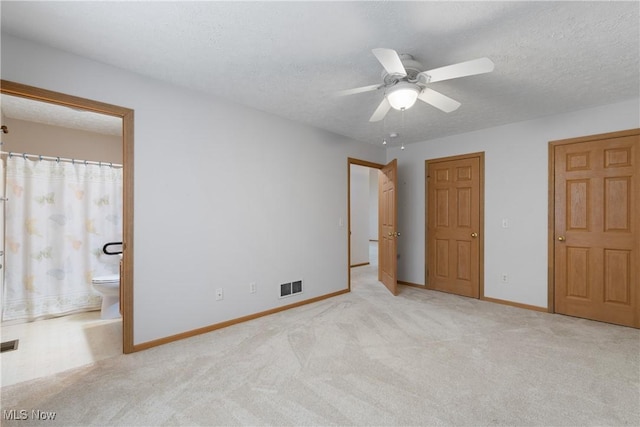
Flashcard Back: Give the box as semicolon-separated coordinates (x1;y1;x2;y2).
0;80;134;386
348;157;398;295
349;160;381;294
350;163;380;269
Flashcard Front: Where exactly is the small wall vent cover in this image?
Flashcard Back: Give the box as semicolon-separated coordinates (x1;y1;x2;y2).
280;279;303;298
280;282;292;298
292;280;302;294
1;339;19;353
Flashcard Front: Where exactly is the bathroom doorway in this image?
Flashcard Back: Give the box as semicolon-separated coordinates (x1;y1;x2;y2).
0;81;134;377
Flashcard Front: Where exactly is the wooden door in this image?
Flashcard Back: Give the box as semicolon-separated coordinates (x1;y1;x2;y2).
379;159;398;295
552;130;639;328
426;154;482;298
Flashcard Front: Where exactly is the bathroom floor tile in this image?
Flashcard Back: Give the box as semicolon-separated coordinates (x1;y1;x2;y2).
1;311;122;387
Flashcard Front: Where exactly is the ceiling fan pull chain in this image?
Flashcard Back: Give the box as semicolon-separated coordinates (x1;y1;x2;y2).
382;114;387;145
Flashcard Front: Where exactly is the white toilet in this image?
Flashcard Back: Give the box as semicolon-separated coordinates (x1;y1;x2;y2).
92;274;120;319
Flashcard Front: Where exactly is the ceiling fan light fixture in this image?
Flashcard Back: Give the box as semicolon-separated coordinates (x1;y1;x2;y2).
386;83;420;110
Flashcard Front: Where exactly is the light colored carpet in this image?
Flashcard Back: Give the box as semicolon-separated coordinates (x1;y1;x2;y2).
1;261;639;426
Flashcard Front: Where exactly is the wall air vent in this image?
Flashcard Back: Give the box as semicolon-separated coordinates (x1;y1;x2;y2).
280;282;292;298
1;339;19;353
292;280;302;294
280;279;303;298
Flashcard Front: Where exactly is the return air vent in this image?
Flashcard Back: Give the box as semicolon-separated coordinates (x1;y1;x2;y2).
1;339;19;353
292;280;302;294
280;279;303;298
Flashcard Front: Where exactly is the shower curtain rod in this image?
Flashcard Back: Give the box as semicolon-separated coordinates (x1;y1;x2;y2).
1;151;122;168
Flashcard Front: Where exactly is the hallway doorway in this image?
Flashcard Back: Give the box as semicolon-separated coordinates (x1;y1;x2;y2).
348;157;398;295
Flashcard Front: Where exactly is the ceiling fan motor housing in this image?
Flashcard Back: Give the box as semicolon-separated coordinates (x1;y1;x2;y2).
381;54;424;85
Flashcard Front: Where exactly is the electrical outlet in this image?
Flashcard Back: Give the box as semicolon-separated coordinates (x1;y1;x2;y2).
215;288;224;301
250;282;257;294
501;273;509;283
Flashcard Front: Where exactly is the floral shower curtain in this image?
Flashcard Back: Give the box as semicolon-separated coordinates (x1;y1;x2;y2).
2;156;123;321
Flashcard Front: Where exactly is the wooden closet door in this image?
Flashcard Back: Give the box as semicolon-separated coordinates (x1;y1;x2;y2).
426;154;482;298
553;130;639;327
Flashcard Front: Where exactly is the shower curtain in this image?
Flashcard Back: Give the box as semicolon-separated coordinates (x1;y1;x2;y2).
2;156;123;321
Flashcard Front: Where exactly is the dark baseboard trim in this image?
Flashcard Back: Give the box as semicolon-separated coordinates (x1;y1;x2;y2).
350;262;370;268
481;296;548;313
398;280;426;289
400;281;548;313
133;289;350;352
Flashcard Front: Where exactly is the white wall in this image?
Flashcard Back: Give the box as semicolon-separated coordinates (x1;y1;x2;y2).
368;169;379;241
1;35;386;344
388;98;640;308
350;164;370;265
3;117;122;164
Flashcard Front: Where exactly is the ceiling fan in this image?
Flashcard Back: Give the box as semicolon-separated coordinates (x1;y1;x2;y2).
337;48;494;122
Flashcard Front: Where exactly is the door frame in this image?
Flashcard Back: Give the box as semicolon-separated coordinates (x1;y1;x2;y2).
347;157;385;291
547;128;639;315
425;152;485;298
1;80;135;354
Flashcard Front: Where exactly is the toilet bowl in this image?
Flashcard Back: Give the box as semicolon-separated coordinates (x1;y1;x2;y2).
92;274;120;319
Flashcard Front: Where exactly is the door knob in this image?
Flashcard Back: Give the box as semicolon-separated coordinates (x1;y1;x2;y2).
471;232;478;238
557;236;566;241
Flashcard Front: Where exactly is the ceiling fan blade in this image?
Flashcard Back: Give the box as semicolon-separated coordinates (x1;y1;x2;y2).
372;48;407;77
418;88;461;113
369;98;391;122
335;84;381;97
419;57;494;83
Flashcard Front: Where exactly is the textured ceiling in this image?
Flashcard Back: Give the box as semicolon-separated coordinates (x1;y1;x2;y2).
0;94;122;136
1;1;638;147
